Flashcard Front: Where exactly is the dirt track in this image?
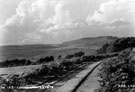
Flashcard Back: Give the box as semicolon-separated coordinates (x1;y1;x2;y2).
76;64;101;92
54;61;102;92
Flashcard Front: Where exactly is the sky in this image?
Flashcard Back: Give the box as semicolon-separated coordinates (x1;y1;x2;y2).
0;0;135;45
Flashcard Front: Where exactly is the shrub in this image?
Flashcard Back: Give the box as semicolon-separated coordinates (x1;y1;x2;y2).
97;37;135;53
97;50;135;92
65;51;85;59
0;59;31;67
36;55;54;64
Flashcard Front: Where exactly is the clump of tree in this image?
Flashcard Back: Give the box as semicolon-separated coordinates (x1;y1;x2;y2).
96;50;135;92
65;51;85;59
0;55;55;68
36;55;54;64
0;59;31;67
97;37;135;54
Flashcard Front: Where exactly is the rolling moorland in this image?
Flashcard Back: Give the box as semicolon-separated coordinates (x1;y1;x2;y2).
0;36;135;92
0;36;117;62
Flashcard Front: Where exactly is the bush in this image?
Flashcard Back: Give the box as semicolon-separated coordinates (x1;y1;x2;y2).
61;59;74;68
97;37;135;53
36;55;54;64
0;75;23;88
65;51;85;59
0;59;31;67
97;50;135;92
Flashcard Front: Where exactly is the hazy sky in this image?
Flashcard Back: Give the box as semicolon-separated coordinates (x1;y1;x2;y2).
0;0;135;45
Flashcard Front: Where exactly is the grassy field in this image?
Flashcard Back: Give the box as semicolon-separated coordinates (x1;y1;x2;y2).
0;64;42;78
0;47;96;62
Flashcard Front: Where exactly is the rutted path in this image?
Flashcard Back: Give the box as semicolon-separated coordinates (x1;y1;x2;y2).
53;61;102;92
76;62;102;92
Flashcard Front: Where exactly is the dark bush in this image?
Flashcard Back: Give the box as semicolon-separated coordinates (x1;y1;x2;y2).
97;37;135;53
74;51;85;57
65;51;85;59
1;75;22;88
65;54;74;59
97;50;135;92
36;55;54;64
61;59;74;67
0;59;31;67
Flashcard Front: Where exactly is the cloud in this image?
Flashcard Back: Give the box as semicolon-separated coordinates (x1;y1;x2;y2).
22;32;42;43
1;0;54;45
0;0;134;45
86;0;135;24
50;1;71;25
0;25;6;45
0;0;74;45
85;0;135;37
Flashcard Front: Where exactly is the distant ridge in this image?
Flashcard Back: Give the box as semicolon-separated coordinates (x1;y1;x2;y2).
0;36;118;50
62;36;118;46
97;37;135;53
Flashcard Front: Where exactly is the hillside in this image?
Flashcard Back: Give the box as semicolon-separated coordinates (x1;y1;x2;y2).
0;36;117;61
97;37;135;53
62;36;117;47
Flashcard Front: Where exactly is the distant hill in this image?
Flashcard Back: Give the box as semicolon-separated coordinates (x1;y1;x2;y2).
61;36;118;49
97;37;135;53
0;36;118;61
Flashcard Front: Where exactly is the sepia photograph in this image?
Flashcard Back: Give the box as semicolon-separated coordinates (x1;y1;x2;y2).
0;0;135;92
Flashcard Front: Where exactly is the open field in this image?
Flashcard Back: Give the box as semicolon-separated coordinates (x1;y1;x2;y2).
0;64;42;78
0;36;117;62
